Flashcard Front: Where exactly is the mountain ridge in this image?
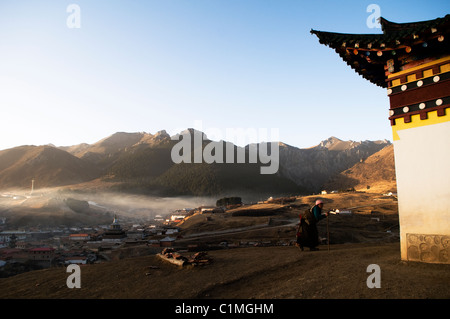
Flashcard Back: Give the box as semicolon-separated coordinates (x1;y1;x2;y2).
0;130;393;196
323;144;396;193
0;145;101;189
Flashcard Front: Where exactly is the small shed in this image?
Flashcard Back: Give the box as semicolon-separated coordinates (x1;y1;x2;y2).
159;236;176;247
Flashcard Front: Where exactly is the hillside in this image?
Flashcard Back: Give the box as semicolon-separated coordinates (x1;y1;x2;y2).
0;195;113;228
152;162;302;199
60;131;171;169
4;243;448;299
323;144;396;193
100;131;302;198
278;137;390;192
0;145;100;189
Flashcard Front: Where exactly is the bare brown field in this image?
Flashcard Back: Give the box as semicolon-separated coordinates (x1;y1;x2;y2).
1;243;449;300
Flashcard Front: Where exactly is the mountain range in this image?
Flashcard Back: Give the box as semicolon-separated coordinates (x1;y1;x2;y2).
0;130;394;198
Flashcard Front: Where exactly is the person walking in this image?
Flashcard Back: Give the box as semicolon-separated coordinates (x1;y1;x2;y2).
296;199;328;251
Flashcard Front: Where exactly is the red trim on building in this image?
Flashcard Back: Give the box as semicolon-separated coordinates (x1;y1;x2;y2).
389;79;450;109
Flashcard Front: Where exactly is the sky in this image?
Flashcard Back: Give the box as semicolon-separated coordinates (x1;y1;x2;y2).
0;0;449;150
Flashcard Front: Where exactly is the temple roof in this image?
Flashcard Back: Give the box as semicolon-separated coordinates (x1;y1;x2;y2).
311;14;450;88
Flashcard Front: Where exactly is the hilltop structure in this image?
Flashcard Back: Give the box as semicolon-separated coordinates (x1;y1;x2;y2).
311;14;450;263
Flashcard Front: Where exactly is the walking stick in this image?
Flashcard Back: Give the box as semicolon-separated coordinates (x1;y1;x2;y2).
327;213;330;251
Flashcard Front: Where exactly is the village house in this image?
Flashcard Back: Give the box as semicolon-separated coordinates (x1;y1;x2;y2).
64;256;87;265
28;247;55;267
159;236;176;247
69;234;91;241
0;248;26;263
0;231;27;243
199;206;224;214
164;227;180;235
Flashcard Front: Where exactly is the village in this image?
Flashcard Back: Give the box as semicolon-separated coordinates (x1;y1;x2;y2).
0;208;192;276
0;195;302;277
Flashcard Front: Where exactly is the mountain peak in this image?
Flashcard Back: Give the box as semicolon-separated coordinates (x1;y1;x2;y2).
317;136;353;151
154;130;170;139
98;132;145;147
174;128;209;141
328;136;342;142
0;144;100;189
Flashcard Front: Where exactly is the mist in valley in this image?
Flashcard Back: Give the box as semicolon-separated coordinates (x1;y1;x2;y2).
0;187;217;227
0;184;283;228
60;189;273;221
73;192;217;221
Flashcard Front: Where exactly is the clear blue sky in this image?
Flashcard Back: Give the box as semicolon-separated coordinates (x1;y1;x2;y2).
0;0;448;150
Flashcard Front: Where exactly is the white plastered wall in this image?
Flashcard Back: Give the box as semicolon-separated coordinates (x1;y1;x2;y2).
393;121;450;262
